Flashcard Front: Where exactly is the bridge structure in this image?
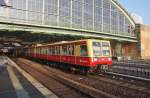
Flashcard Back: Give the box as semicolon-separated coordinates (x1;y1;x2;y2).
0;0;137;58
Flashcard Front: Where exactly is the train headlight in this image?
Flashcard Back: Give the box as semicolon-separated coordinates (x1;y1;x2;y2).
108;58;112;61
101;58;104;61
93;58;98;62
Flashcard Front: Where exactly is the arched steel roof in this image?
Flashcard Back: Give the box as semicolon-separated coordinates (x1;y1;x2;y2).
111;0;135;27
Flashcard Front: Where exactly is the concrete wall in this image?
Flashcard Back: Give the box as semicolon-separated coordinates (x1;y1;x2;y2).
110;41;139;60
120;24;150;60
122;42;140;59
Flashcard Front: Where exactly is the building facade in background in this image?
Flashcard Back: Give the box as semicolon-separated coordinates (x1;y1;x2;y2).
136;24;150;59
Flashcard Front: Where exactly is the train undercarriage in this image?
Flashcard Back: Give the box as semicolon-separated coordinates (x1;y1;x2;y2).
27;57;109;75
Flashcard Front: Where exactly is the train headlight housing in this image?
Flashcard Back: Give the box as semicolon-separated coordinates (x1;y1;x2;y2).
108;58;112;61
101;58;104;61
93;58;98;62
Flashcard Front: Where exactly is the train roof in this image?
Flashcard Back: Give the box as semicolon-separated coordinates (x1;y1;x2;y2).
29;39;109;48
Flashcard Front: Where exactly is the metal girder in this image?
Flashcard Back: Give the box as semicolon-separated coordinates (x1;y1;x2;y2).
0;22;137;42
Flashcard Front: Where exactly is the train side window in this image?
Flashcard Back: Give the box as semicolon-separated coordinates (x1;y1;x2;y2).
52;47;55;55
80;45;88;56
68;45;74;56
36;48;38;54
37;48;39;54
40;48;42;54
46;48;48;54
42;48;44;54
40;48;41;54
39;48;41;54
49;47;51;55
48;47;51;55
45;48;47;54
58;47;60;55
145;72;147;76
148;72;150;77
43;48;45;54
41;48;43;54
31;48;33;53
55;47;60;55
34;48;36;54
62;46;68;55
35;48;37;54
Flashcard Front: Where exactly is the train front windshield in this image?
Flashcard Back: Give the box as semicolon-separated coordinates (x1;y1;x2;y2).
102;42;111;56
93;41;111;57
93;42;102;56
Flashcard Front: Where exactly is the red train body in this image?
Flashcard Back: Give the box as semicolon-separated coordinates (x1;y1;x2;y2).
25;39;112;73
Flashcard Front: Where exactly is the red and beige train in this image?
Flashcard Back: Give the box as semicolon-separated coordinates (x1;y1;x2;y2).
25;39;112;74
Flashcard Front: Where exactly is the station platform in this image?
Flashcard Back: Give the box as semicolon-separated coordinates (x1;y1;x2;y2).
0;56;58;98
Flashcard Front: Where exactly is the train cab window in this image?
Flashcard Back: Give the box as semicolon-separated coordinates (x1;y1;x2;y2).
80;45;88;56
103;50;110;56
102;42;109;47
102;42;111;56
68;45;74;56
93;42;101;56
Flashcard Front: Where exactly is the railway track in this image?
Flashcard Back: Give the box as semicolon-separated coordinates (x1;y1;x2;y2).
14;59;92;98
14;58;150;98
45;66;150;98
111;60;150;79
105;71;150;82
14;58;119;98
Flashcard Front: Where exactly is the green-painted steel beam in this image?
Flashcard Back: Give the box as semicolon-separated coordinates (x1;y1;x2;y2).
0;21;137;42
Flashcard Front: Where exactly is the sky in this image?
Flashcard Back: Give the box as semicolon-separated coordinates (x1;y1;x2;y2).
118;0;150;25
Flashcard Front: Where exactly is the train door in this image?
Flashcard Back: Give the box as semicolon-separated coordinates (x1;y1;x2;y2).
68;45;75;64
78;44;89;66
74;44;80;65
55;46;61;62
62;45;68;63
